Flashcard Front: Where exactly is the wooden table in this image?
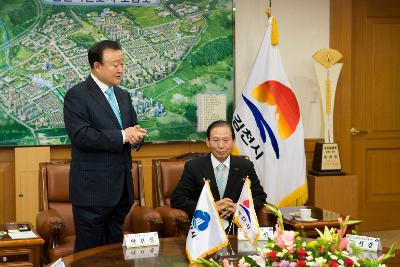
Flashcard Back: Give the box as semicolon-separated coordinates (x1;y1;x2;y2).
53;237;260;267
49;236;399;267
0;222;44;267
271;206;361;238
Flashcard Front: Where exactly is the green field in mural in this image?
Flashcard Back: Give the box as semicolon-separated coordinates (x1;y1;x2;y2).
0;0;233;146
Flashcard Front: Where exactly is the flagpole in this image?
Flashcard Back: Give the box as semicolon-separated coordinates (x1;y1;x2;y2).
225;218;235;255
266;0;272;18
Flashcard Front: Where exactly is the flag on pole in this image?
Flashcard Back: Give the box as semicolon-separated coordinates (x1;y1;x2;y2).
232;16;307;207
186;180;228;263
233;178;260;246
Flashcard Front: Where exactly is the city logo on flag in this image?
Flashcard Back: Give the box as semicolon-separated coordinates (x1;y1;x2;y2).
238;199;252;223
192;210;210;232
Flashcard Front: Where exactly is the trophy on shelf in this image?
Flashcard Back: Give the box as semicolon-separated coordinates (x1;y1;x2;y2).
310;48;345;176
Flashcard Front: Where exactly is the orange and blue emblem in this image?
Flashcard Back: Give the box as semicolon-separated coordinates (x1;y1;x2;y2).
238;199;251;223
242;80;301;160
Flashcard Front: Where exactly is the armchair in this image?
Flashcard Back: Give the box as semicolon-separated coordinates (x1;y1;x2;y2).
36;160;163;263
152;158;190;237
152;153;272;237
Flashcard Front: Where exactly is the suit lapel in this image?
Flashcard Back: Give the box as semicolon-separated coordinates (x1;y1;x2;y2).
224;156;243;199
205;154;221;200
86;76;122;129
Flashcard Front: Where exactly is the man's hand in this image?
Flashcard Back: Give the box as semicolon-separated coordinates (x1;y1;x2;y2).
216;198;236;219
124;125;148;145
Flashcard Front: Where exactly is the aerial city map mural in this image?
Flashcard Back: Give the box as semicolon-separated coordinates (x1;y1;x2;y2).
0;0;233;146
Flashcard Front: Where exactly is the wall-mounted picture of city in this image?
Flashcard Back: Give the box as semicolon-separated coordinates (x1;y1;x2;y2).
0;0;233;146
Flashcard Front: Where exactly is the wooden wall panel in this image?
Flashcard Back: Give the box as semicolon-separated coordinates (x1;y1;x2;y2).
366;148;400;201
368;18;400;133
330;0;353;173
0;163;14;223
307;174;358;218
0;148;15;223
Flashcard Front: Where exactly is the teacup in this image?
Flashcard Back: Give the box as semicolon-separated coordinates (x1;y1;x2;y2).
299;208;312;221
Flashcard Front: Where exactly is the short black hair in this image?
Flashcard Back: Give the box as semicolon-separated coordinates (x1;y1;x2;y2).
206;120;235;140
88;40;122;69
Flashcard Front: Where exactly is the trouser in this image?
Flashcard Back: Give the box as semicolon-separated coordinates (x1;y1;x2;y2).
72;185;131;253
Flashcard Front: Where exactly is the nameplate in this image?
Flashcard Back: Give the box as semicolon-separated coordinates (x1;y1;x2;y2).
122;232;159;248
123;245;159;260
346;234;382;252
237;227;274;241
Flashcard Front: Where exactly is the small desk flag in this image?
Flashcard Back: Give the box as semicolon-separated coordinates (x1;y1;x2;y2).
186;180;228;263
234;178;260;246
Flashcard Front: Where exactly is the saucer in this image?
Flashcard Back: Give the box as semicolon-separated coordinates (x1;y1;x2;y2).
295;217;318;222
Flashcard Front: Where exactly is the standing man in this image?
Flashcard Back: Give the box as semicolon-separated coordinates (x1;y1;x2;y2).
63;40;147;252
171;120;267;232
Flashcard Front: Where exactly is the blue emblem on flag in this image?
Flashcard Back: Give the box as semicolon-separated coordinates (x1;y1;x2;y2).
192;210;211;232
239;204;252;223
242;94;280;159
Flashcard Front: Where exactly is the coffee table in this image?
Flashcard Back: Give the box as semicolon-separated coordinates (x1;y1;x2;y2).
270;206;360;238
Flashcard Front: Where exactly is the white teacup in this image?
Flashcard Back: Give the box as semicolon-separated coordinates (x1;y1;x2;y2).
299;208;312;221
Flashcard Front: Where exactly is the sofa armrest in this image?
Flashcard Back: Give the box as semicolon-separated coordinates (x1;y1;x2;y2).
36;209;66;249
129;206;163;234
155;206;189;237
175;216;191;237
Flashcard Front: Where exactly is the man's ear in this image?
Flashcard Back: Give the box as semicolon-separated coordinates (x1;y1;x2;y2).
205;138;210;148
93;61;101;70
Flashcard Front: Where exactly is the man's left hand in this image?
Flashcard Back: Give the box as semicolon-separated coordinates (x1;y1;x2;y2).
216;198;236;219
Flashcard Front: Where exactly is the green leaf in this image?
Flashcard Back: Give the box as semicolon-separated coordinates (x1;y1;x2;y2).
244;255;261;267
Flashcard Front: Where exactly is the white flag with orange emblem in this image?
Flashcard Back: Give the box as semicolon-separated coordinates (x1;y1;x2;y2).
232;16;307;207
233;178;260;246
186;180;228;263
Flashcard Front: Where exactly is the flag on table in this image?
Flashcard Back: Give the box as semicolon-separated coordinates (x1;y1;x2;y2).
233;178;260;246
186;180;228;263
232;16;307;207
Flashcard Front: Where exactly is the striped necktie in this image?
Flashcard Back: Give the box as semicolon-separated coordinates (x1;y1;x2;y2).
105;87;122;127
215;163;226;198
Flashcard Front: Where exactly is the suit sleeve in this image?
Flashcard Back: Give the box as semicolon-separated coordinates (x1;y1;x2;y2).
63;87;124;151
171;162;198;216
247;161;267;211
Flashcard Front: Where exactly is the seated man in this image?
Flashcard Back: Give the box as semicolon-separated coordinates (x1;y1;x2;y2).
171;120;267;232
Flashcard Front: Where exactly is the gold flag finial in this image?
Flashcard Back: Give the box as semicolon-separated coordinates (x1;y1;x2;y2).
202;178;210;183
266;7;271;18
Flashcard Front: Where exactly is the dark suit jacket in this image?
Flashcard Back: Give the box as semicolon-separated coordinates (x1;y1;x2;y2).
63;76;137;206
171;154;267;217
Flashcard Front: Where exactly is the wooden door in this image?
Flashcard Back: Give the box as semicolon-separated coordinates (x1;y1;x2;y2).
351;0;400;230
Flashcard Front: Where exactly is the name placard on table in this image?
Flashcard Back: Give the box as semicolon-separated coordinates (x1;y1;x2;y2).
347;234;382;252
122;232;159;248
237;227;274;241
